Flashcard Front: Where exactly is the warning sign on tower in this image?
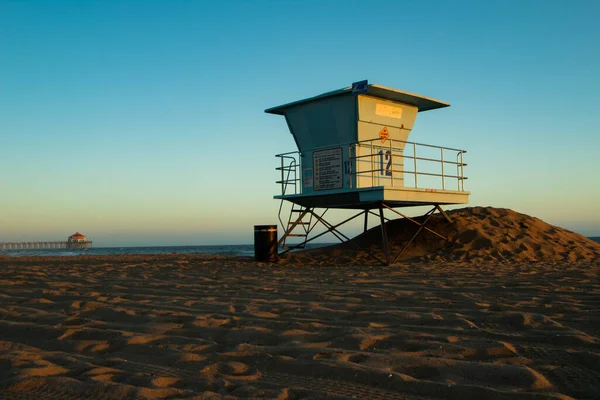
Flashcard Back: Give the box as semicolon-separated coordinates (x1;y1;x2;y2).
379;126;389;143
313;147;343;191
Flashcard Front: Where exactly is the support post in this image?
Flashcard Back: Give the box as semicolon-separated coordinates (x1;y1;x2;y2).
277;203;455;267
379;206;390;265
382;204;447;241
391;206;437;265
434;204;453;223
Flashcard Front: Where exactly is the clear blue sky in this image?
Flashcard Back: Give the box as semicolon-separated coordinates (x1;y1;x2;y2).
1;0;599;246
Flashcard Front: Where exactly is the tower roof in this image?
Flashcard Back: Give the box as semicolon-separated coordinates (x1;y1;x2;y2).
265;83;450;116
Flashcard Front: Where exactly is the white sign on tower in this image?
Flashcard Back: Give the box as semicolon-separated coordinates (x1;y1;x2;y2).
313;147;343;191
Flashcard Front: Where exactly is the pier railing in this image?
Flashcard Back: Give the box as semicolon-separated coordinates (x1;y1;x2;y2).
0;241;93;251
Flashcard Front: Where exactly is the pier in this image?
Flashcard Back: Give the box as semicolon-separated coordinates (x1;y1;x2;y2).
1;232;93;251
0;241;93;251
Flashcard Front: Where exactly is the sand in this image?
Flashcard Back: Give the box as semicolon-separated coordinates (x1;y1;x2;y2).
286;207;600;265
0;207;599;399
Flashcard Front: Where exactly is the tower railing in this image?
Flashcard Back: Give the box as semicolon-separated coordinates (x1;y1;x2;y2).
349;138;467;192
275;151;301;195
275;139;467;196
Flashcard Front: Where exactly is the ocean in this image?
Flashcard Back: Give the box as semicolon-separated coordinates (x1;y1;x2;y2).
0;243;332;257
2;238;598;258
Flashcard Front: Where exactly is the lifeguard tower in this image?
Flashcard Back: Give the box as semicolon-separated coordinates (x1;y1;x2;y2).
267;80;469;264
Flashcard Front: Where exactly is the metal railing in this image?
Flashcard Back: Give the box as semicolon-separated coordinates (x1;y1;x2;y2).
350;138;467;191
275;139;467;196
275;151;301;195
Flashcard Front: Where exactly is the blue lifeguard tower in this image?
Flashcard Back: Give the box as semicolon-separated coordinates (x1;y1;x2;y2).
266;80;469;264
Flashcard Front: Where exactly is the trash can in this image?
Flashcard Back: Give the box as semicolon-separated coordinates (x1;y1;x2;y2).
254;225;278;262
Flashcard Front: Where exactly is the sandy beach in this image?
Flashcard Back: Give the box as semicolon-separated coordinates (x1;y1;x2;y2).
0;255;598;399
1;208;599;399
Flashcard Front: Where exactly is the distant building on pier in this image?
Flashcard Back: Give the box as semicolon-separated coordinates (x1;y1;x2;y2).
67;232;90;249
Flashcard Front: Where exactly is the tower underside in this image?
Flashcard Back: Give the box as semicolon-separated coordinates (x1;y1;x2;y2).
277;192;464;265
276;186;469;210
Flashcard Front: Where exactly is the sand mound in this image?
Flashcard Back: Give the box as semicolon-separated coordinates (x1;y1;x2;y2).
441;207;599;263
287;206;600;264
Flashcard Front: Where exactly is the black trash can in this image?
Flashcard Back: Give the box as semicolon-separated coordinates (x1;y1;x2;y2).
254;225;278;262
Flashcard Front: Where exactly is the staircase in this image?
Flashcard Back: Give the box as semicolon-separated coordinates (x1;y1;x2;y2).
280;203;313;250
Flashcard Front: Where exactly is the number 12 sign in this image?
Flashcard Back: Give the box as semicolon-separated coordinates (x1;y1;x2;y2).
378;150;392;177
